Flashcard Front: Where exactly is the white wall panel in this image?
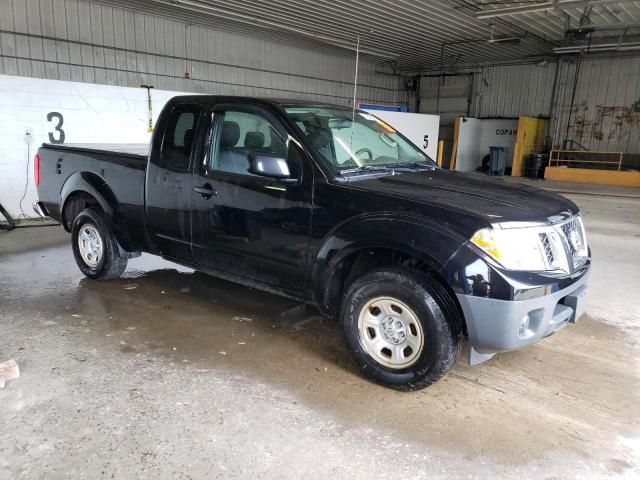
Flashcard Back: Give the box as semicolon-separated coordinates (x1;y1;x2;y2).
0;74;193;218
454;118;519;172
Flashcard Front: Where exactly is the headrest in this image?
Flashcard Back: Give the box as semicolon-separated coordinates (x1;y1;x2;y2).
183;128;194;152
308;128;332;149
270;129;287;151
220;121;240;148
244;131;265;149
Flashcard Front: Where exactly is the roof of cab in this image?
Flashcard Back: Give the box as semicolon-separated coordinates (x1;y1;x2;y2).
167;95;347;110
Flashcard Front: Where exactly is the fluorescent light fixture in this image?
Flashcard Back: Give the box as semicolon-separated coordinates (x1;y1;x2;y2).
485;25;522;45
553;42;640;54
487;36;522;44
477;1;554;19
476;0;640;19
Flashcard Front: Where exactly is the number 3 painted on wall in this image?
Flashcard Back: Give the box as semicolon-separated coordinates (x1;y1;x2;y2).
47;112;65;144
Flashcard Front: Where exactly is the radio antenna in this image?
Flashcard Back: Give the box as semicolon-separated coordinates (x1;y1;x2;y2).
352;35;360;122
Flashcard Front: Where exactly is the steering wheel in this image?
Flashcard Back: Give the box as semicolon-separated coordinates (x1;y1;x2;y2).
354;147;373;161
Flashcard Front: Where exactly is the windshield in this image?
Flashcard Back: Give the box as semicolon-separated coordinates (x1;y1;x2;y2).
284;106;436;174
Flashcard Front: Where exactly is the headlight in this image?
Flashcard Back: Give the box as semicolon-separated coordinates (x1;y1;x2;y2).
471;227;549;271
471;226;572;273
471;216;588;272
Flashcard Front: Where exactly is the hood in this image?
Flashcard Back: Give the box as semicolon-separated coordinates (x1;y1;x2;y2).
347;169;578;225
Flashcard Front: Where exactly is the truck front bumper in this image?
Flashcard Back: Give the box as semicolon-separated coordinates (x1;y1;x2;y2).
456;267;590;365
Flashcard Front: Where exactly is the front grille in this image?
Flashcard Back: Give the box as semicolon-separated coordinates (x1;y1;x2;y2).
557;216;588;268
539;232;554;264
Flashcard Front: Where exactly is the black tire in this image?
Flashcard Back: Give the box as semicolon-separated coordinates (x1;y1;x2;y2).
342;267;463;391
71;208;127;280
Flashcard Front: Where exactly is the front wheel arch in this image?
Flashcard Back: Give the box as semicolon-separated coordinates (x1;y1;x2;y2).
310;215;467;317
314;245;467;336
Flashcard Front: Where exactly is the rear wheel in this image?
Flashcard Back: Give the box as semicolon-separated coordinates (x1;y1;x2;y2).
342;267;463;391
71;208;127;280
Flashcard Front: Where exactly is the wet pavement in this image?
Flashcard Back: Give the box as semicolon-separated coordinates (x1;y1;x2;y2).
1;193;639;479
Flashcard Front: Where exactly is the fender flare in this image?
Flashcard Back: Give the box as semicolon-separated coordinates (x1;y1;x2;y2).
310;213;467;314
59;171;136;252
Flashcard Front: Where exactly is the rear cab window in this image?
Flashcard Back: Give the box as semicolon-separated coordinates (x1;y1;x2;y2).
160;104;202;172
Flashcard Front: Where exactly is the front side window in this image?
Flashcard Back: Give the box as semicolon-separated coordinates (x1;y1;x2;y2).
211;110;288;176
284;106;434;173
160;104;200;172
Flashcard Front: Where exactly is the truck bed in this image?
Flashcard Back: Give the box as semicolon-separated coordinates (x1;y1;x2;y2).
36;143;149;251
51;143;150;157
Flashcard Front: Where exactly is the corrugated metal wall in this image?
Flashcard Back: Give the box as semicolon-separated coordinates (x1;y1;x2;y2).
471;63;557;119
552;56;640;154
465;57;640;154
419;74;472;123
0;0;402;107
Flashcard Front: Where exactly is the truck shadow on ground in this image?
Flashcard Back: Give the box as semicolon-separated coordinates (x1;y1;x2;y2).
54;265;640;469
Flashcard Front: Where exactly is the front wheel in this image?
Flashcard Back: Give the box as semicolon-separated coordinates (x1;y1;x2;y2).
71;208;127;280
342;267;463;391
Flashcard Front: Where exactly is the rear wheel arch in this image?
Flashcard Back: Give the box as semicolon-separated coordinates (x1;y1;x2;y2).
61;191;104;231
60;172;135;251
71;208;128;280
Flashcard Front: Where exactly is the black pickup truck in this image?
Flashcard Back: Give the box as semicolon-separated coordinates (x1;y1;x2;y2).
34;96;590;390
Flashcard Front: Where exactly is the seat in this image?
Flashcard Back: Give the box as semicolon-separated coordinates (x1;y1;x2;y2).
183;128;194;154
306;128;334;163
244;131;265;150
217;121;255;175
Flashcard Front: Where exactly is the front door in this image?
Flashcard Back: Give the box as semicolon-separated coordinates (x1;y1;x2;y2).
190;105;313;294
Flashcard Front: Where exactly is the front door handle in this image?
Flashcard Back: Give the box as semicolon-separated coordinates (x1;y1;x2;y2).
193;183;217;199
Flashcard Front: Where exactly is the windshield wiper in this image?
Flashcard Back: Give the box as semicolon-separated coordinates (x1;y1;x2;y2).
339;163;436;177
338;165;395;176
384;161;437;171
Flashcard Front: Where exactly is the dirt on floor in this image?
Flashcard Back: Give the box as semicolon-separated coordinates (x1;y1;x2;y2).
0;192;639;479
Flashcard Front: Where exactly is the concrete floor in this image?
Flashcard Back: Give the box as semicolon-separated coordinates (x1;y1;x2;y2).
1;191;639;479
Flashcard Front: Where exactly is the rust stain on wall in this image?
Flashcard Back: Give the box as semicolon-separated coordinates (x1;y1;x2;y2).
573;103;640;147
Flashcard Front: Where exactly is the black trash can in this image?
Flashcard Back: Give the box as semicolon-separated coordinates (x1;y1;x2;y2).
526;153;548;179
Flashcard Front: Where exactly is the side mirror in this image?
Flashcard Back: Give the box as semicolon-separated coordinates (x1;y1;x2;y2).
248;153;298;184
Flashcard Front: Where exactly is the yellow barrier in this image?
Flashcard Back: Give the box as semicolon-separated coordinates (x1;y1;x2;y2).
544;166;640;187
511;117;548;177
549;150;624;171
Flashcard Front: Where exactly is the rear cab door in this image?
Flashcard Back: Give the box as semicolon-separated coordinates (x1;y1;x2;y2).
145;101;205;260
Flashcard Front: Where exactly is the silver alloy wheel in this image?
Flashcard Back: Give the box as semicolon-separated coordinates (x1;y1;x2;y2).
357;296;425;369
77;223;103;268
